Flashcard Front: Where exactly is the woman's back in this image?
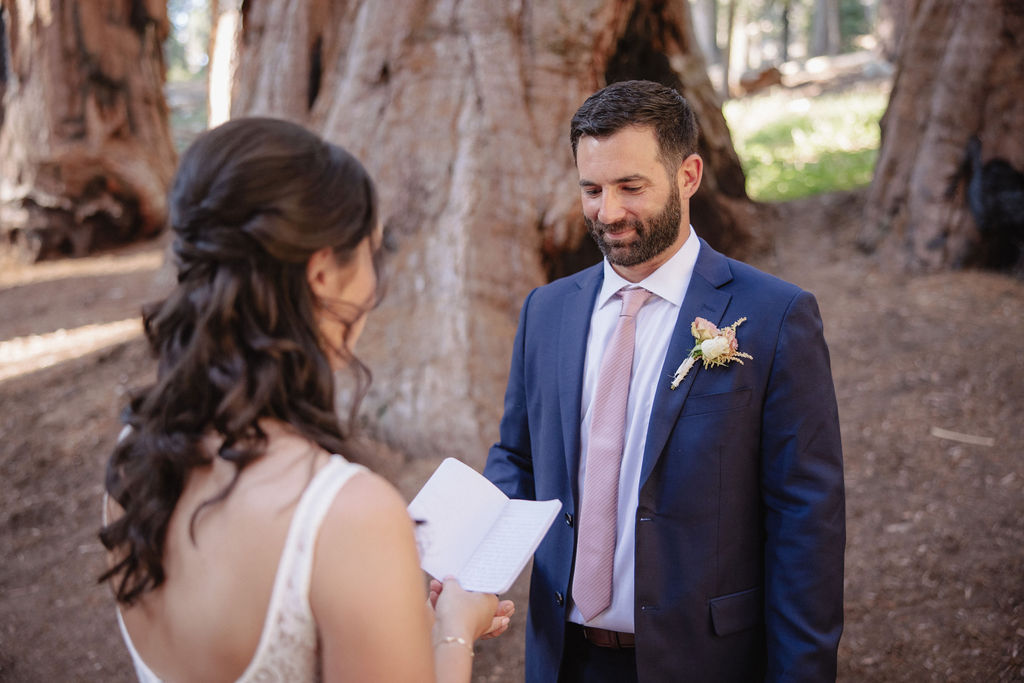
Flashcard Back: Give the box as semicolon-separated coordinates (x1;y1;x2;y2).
114;429;369;681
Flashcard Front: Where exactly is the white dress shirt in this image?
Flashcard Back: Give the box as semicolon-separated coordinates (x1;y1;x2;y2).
569;227;700;632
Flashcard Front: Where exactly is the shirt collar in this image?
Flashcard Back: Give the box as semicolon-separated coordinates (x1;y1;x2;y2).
597;225;699;310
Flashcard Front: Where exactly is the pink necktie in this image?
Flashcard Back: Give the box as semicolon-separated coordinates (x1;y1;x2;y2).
572;287;651;622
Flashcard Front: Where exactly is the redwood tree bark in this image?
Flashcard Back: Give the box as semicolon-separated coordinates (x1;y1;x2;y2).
874;0;910;62
0;0;176;260
214;0;761;467
861;0;1024;272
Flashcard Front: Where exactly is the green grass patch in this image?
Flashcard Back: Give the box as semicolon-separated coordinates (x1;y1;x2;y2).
723;89;888;202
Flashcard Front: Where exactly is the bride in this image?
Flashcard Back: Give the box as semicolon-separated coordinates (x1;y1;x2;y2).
99;117;512;682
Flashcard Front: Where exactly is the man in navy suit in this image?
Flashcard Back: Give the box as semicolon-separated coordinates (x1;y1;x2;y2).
484;80;845;682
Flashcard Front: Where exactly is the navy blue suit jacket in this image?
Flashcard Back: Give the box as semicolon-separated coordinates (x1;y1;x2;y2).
484;240;845;682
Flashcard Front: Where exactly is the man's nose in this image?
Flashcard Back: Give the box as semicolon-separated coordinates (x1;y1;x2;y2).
597;192;625;224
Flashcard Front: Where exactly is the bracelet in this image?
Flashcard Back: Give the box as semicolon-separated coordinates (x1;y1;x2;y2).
435;635;474;658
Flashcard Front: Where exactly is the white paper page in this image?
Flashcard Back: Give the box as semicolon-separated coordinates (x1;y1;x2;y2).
456;498;561;594
407;458;507;582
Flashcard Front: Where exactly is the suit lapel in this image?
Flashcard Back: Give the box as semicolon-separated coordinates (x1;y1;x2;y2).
558;265;603;509
640;240;734;488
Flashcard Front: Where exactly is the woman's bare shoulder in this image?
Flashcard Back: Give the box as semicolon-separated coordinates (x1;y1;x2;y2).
320;467;414;545
309;466;425;633
310;467;432;681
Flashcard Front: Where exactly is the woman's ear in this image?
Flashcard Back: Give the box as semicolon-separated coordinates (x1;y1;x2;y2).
306;246;337;299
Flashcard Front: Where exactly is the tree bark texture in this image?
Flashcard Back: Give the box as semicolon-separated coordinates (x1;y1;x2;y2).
0;0;176;261
861;0;1024;272
215;0;761;467
873;0;909;62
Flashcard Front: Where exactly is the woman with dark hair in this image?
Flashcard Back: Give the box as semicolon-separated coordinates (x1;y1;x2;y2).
99;117;509;682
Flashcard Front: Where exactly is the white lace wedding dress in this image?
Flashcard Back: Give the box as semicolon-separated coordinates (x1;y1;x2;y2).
116;456;366;682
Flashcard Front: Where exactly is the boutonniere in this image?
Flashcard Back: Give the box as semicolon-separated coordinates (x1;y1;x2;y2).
670;317;753;389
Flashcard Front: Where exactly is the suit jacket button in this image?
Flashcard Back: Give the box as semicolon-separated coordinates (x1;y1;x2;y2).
564;512;574;527
555;592;564;606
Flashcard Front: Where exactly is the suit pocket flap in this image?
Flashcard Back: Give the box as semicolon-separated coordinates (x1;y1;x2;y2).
681;388;752;417
709;586;762;637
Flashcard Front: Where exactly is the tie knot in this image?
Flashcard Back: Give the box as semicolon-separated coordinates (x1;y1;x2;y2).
618;287;651;318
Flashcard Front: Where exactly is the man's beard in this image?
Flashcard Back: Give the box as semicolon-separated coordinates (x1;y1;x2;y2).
585;185;682;267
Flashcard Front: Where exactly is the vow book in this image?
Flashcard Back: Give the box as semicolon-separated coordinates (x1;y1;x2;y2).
407;458;560;594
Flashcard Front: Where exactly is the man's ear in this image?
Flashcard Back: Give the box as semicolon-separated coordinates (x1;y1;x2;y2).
676;153;704;200
306;246;336;298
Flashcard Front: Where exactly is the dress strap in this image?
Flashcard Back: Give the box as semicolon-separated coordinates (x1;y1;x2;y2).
282;456;368;598
117;609;163;683
235;455;367;681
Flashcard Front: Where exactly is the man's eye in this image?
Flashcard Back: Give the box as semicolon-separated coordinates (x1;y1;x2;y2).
623;185;642;193
582;187;601;197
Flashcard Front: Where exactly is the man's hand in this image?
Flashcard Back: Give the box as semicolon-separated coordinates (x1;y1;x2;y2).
429;578;516;640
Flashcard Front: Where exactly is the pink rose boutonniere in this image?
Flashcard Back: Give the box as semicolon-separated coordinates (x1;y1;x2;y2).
669;316;753;389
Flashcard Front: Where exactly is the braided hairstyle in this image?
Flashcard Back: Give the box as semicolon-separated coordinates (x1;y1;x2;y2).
99;117;380;605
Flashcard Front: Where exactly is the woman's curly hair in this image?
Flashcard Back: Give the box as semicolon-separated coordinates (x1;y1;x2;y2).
99;117;380;605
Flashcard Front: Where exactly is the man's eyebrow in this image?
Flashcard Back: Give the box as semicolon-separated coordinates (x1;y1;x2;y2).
578;174;650;187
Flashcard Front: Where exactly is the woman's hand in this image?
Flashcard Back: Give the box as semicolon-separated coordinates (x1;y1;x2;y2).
430;578;514;642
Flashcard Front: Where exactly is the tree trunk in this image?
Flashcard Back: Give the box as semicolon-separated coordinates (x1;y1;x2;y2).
861;0;1024;272
208;0;240;127
781;0;791;63
874;0;909;62
811;0;839;56
214;0;762;467
0;0;176;261
691;0;719;66
0;5;9;121
722;0;736;97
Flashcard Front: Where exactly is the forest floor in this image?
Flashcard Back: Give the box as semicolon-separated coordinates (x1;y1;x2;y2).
2;85;1023;682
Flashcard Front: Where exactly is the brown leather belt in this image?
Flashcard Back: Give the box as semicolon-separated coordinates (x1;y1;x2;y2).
582;626;635;649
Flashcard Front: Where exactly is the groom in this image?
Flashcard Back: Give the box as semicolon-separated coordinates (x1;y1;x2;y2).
484;80;845;682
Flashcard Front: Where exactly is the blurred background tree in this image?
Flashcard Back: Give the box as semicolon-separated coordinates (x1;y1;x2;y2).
861;0;1024;273
0;0;1020;461
0;0;896;265
690;0;881;97
0;0;176;261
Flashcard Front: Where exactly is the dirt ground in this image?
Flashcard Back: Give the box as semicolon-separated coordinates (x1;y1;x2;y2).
1;186;1021;682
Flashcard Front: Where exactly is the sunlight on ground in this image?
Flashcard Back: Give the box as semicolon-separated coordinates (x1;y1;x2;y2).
0;242;163;383
0;248;164;288
0;318;142;383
